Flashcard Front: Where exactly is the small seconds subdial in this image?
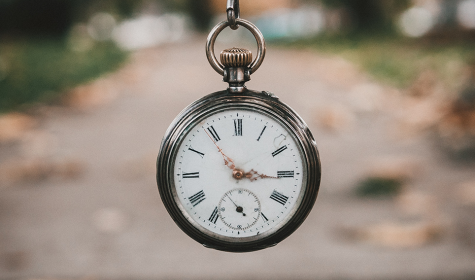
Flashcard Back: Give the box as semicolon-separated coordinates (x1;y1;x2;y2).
219;188;261;231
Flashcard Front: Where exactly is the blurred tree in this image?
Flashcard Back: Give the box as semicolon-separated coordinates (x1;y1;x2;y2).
185;0;214;32
0;0;144;39
161;0;213;32
0;0;73;38
0;0;216;38
70;0;142;21
319;0;410;34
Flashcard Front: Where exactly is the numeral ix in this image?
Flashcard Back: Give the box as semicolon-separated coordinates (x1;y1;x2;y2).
183;172;199;178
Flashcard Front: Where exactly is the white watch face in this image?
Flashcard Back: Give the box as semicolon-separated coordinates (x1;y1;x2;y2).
173;108;305;239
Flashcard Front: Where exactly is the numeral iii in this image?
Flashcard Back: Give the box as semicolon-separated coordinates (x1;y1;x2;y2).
277;171;294;178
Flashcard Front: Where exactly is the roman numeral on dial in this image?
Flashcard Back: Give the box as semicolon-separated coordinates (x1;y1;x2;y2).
207;126;220;142
261;212;269;222
189;190;206;207
188;146;204;158
209;207;219;224
277;171;294;178
270;190;289;206
234;119;242;136
257;126;266;141
182;172;199;178
272;146;288;157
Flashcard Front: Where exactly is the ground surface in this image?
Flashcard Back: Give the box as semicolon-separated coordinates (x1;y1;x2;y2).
1;39;475;279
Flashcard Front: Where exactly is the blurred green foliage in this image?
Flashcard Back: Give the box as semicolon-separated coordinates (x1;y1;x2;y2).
355;177;403;197
0;0;145;38
0;41;127;113
0;0;215;37
282;34;475;88
160;0;213;31
184;0;213;32
318;0;410;34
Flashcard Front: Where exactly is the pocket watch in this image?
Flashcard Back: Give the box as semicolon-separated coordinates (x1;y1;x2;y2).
156;0;321;252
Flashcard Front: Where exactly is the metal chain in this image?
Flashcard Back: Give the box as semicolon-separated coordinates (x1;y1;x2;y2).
206;0;266;76
206;18;266;76
227;0;240;30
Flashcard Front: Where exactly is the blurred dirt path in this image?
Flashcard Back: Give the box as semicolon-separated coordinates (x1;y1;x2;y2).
1;39;475;279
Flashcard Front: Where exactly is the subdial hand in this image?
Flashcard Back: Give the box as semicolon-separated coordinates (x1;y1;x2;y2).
226;194;246;216
204;128;236;170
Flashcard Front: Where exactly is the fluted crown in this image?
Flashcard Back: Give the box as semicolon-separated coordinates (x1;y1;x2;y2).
220;47;252;67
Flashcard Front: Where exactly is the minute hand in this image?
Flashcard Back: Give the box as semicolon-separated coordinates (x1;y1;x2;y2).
204;128;236;170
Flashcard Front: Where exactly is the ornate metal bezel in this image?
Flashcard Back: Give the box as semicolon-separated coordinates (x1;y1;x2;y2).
157;89;321;252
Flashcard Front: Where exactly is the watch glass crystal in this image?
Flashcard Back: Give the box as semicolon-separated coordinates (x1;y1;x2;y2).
172;108;306;239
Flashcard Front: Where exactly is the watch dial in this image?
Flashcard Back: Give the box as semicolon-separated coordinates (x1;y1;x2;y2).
173;109;305;239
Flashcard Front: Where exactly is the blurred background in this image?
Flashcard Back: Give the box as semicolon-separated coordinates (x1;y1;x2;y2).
1;0;475;279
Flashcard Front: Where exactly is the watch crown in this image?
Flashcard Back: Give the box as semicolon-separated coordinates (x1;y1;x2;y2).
220;47;252;68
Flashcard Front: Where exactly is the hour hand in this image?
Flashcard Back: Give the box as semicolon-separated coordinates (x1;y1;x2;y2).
232;169;278;182
242;169;278;182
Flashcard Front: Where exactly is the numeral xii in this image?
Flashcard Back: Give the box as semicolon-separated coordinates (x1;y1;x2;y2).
234;119;242;136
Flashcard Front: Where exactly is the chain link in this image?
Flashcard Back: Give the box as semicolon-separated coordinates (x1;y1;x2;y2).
206;18;266;76
227;0;240;30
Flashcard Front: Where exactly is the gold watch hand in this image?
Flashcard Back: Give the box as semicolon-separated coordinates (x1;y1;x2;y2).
204;128;236;170
244;169;279;182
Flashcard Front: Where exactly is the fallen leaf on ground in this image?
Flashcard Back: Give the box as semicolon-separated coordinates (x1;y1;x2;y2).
348;82;384;113
64;78;118;109
338;220;445;248
0;157;84;187
396;189;438;217
366;155;423;181
92;207;129;234
316;104;355;132
0;113;37;143
456;180;475;206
